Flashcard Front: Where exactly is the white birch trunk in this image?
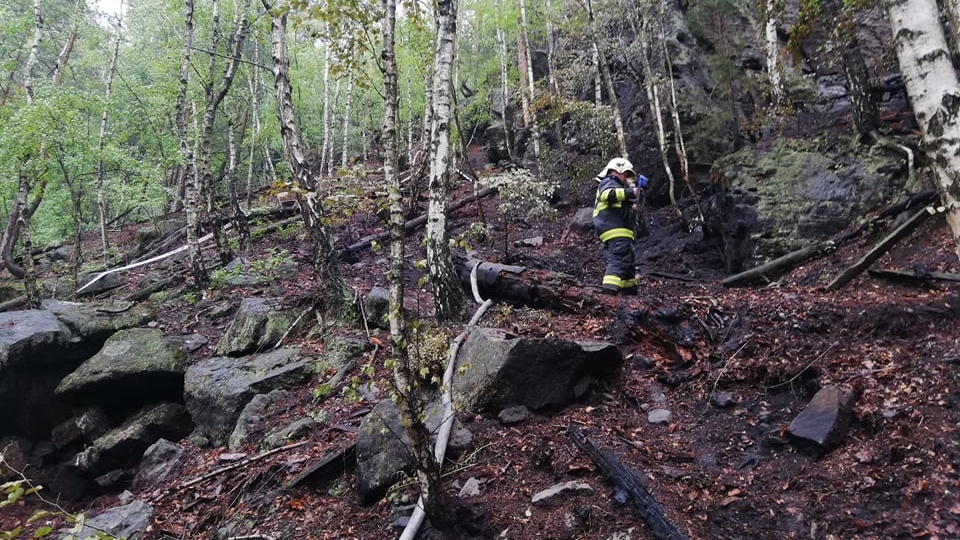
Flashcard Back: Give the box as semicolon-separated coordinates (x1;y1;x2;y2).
427;0;464;320
764;0;784;105
495;24;514;161
320;37;331;176
518;0;541;162
341;70;353;169
25;0;42;103
887;0;960;259
96;7;123;254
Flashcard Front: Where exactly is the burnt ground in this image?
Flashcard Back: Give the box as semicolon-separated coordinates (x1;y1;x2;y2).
3;168;960;540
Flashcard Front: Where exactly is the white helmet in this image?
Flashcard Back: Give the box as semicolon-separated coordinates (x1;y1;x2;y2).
596;158;636;180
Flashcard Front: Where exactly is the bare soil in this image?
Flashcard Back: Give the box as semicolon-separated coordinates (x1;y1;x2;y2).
3;170;959;540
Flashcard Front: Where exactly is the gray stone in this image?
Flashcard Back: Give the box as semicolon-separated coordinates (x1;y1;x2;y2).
61;499;154;540
0;310;73;371
133;438;184;491
77;403;192;477
647;408;672;425
459;477;482;498
711;392;737;408
498;405;531;425
356;400;415;506
569;207;595;233
227;390;289;451
0;437;32;481
184;348;314;446
787;385;855;456
214;297;297;357
363;287;391;330
355;398;474;507
453;328;622;413
55;328;186;408
263;418;318;449
42;299;156;354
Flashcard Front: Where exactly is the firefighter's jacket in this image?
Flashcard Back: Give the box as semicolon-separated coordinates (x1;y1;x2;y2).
592;174;638;243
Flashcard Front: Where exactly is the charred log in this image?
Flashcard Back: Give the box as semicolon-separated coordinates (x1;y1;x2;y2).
569;425;689;540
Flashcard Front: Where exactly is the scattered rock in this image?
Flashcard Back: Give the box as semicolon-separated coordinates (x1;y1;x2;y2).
61;499;154;540
711;392;737;408
787;385;854;456
647;408;672;425
498;405;531;425
133;439;184;491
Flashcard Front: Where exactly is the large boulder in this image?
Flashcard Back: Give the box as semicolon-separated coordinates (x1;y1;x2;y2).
0;310;73;371
55;328;186;410
75;403;192;478
214;297;297;357
42;299;156;358
0;311;76;438
704;137;913;273
184;348;316;446
453;328;622;414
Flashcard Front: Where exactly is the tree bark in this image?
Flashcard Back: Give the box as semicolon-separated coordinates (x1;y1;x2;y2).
426;0;465;321
518;0;541;162
886;0;960;261
264;0;347;315
97;9;123;254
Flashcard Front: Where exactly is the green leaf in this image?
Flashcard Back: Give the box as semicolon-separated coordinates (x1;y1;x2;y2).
26;510;56;524
32;525;53;538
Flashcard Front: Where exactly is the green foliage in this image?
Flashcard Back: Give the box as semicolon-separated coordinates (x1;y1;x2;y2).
481;169;557;223
1;454;120;540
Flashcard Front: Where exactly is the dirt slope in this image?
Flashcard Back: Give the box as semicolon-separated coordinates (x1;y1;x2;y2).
3;180;959;540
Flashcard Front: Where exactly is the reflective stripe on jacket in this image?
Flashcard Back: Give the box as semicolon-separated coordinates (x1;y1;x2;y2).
592;174;637;241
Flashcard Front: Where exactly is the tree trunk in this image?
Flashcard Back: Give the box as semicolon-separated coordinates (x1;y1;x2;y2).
97;10;123;254
822;0;879;137
196;0;252;267
587;0;628;158
763;0;784;105
341;70;354;169
518;0;541;163
886;0;960;260
264;0;347;315
426;0;465;321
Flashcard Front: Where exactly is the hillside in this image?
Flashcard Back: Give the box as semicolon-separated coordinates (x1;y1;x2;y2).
3;166;959;540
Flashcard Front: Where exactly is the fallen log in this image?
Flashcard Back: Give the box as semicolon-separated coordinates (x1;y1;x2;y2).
569;425;689;540
722;190;939;287
825;205;939;291
451;253;605;312
867;267;960;283
122;274;186;302
340;186;497;254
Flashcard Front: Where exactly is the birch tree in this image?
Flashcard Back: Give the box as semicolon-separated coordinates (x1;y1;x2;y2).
426;0;465;320
886;0;960;260
96;7;123;254
518;0;541;162
586;0;627;158
263;0;348;315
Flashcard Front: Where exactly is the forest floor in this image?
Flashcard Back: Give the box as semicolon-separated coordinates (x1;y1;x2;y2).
3;161;960;540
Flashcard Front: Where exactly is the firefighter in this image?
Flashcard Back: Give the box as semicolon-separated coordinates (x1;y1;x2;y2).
592;158;647;295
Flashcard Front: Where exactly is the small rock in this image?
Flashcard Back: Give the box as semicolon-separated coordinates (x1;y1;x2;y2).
787;385;855;456
647;408;672;425
712;393;737;408
459;476;482;498
498;406;531;425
